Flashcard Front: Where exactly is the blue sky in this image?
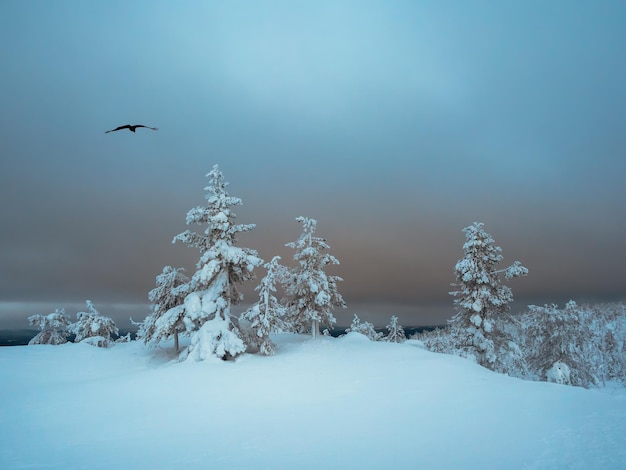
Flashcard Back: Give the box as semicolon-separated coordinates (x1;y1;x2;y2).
1;1;625;328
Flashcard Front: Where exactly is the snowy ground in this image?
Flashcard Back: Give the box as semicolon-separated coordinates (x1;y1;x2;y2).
1;333;625;469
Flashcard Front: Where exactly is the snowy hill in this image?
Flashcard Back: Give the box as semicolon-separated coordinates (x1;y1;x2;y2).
1;334;625;469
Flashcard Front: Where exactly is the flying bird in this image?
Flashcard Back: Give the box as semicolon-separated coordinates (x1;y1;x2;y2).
105;124;158;134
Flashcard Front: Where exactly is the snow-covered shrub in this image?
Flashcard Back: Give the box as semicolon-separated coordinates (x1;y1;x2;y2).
546;361;571;385
116;332;132;343
345;314;383;341
384;315;406;343
28;308;71;345
242;256;288;355
284;217;346;338
141;266;189;351
523;301;598;387
414;326;455;354
71;301;119;347
173;165;262;360
81;336;110;348
599;329;624;383
591;303;626;384
448;222;527;373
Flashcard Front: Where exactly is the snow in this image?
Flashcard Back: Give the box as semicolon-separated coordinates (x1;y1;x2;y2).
1;335;625;469
547;361;572;385
186;317;246;361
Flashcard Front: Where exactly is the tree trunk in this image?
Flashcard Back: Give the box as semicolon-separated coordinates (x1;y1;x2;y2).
174;331;179;352
311;319;319;339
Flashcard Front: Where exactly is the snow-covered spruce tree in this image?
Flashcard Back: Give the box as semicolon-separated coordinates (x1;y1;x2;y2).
345;314;383;341
140;266;189;352
384;315;406;343
242;256;288;355
28;308;71;345
448;222;528;373
71;300;119;347
524;301;598;387
284;217;346;338
173;165;262;360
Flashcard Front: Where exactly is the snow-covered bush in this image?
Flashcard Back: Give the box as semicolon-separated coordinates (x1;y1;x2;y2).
345;314;383;341
242;256;288;355
28;308;71;345
523;301;608;388
546;361;571;385
448;222;527;373
284;217;346;338
419;301;626;387
71;301;119;347
172;165;262;360
384;315;406;343
414;326;454;354
141;266;189;351
115;332;132;343
590;303;626;384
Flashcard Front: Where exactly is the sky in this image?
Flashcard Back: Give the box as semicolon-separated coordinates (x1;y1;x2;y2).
1;1;625;329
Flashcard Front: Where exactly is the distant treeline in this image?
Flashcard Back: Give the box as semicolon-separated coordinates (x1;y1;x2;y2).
0;326;442;347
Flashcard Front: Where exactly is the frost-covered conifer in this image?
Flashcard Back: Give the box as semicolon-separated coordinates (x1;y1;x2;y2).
448;222;527;371
28;308;71;345
242;256;288;355
141;266;189;351
345;314;383;341
384;315;406;343
173;165;262;360
284;217;346;338
71;301;119;347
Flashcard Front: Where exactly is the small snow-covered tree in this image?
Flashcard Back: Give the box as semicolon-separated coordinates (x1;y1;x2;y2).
284;217;346;338
345;314;383;341
141;266;189;352
384;315;406;343
71;300;119;347
28;308;71;345
173;165;262;360
242;256;288;355
448;222;527;371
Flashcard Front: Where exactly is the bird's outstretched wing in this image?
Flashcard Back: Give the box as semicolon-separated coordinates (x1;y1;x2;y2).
105;124;132;133
134;125;158;131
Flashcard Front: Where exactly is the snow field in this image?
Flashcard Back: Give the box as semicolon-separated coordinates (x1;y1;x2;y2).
1;334;625;469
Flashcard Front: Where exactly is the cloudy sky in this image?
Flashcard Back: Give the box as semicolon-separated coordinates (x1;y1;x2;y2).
1;1;625;328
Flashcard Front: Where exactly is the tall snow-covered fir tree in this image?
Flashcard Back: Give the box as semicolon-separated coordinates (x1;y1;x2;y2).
71;300;119;347
140;266;190;352
28;308;71;345
242;256;288;355
173;165;262;360
448;222;527;371
284;217;346;338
